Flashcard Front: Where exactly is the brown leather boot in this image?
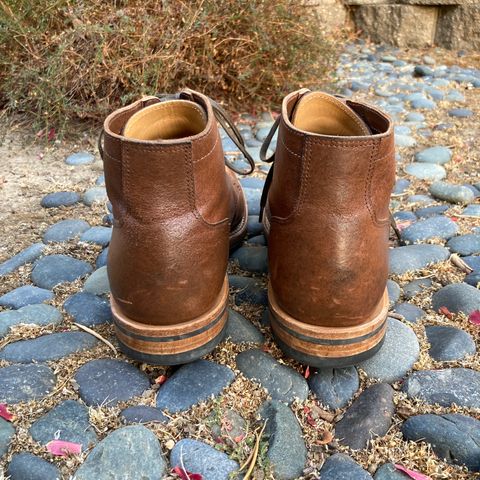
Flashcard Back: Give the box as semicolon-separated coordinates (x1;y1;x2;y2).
101;89;253;365
260;90;395;367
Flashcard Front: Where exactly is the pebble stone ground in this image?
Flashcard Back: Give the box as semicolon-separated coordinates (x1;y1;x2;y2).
0;41;480;480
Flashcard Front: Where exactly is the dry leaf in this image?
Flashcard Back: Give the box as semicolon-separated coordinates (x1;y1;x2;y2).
0;404;14;422
46;440;82;456
317;429;333;445
438;306;454;319
172;466;203;480
394;464;432;480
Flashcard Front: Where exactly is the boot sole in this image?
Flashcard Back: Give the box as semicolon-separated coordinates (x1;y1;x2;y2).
268;285;389;368
111;276;229;365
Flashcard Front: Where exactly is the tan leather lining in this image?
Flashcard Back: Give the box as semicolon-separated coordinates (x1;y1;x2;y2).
292;92;370;136
123;100;207;140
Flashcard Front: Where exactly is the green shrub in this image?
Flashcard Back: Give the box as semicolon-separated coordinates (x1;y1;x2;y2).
0;0;339;132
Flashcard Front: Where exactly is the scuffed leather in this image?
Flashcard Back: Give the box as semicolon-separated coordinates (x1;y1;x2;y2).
103;92;245;325
265;91;395;328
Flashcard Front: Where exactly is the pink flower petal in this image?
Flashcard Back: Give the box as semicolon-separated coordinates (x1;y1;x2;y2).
0;404;14;422
469;310;480;325
46;440;82;456
172;466;203;480
394;464;432;480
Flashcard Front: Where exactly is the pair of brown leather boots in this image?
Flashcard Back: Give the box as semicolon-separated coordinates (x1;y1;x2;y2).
101;88;395;368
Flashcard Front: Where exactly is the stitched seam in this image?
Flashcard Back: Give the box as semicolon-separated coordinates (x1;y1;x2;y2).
187;144;229;228
193;130;219;163
102;150;121;164
280;135;301;158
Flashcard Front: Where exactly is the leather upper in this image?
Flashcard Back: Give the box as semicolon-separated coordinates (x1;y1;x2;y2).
265;90;395;328
102;91;246;325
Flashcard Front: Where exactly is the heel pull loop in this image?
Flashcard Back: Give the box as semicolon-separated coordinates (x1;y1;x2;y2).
179;88;255;175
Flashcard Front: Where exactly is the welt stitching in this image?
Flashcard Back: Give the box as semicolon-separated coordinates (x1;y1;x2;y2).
193;131;219;163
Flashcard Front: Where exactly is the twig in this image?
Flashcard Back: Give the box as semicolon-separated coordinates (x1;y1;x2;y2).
243;421;267;480
389;312;406;321
450;253;473;273
72;322;117;354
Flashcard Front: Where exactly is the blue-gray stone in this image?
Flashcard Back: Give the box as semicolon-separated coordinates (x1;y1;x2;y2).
389;244;449;274
236;349;308;404
0;364;56;403
395;135;416;148
7;453;60;480
0;417;14;458
387;280;401;305
31;254;92;289
393;178;410;194
411;98;436;110
30;400;97;447
430;181;475;204
358;318;419;382
75;359;150;406
43;219;90;243
0;285;54;309
401;216;458;243
447;234;480;256
74;425;166;480
393;302;425;323
96;247;109;268
0;331;98;363
80;226;112;246
83;266;110;295
240;177;265;190
465;272;480;287
83;187;108;206
464;255;480;271
403;368;480;408
96;174;105;186
415;205;449;218
243;187;261;215
225;309;264;344
121;406;168;424
170;439;238;480
402;414;480;472
414;65;434;77
0;304;62;338
229;274;267;306
405;112;425;122
374;463;411;479
406;194;435;205
156;360;234;413
321;454;373;480
247;234;266;246
65;152;94;165
259;400;307;480
308;366;359;409
404;163;446;181
403;278;433;299
393;211;417;222
463;205;480;217
446;90;465;102
0;243;45;276
448;108;473;118
41;191;80;208
230;245;267;274
247;215;263;236
335;383;395;449
415;146;452;165
394;126;411;136
426;325;476;361
432;283;480;315
425;86;444;101
64;291;111;326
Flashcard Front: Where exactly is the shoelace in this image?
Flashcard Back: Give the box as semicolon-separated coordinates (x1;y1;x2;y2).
257;110;403;244
98;89;256;175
